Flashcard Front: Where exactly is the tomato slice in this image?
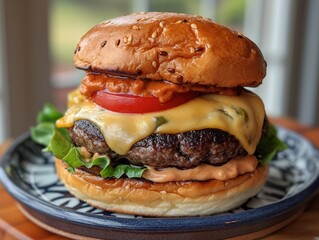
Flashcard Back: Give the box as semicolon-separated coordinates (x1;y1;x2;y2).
91;91;198;113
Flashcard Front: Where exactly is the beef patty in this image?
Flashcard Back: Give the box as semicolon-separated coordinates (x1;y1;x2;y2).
68;120;266;169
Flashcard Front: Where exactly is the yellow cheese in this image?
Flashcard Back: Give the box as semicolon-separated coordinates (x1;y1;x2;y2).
56;89;265;155
142;155;258;182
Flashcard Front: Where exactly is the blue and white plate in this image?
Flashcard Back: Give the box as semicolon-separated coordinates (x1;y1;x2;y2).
0;127;319;240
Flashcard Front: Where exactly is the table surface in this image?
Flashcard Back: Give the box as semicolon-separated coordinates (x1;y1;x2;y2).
0;118;318;240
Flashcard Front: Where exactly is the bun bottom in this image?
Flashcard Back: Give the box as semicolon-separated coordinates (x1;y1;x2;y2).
55;159;269;217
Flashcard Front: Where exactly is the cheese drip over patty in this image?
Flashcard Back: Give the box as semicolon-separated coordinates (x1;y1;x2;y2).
57;89;265;155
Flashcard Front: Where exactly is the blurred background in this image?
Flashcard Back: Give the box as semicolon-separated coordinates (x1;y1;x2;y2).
0;0;318;142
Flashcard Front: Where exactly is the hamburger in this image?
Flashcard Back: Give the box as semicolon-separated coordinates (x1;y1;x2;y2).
32;12;286;217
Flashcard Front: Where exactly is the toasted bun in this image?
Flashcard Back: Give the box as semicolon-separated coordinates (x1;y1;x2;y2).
55;159;268;217
74;12;266;88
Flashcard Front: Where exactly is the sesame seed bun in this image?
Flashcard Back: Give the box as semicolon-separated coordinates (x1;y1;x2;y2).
55;159;269;217
73;12;266;88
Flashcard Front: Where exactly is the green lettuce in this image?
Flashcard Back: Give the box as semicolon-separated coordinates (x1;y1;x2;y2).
256;124;288;165
31;104;145;179
31;103;63;146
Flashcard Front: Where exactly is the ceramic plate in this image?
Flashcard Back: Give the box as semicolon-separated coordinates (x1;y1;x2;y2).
1;127;319;240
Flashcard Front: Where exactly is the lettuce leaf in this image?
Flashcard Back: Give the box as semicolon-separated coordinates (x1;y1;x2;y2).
113;164;148;178
37;103;64;124
31;103;63;146
46;126;145;178
30;122;55;146
256;124;287;165
31;104;145;179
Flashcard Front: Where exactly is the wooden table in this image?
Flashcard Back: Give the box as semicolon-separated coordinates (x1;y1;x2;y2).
0;118;318;240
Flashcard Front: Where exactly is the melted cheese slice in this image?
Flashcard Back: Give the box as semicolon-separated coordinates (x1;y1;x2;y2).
56;90;265;155
143;155;258;182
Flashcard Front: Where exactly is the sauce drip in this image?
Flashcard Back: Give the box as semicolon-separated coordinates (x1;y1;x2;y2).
142;155;258;182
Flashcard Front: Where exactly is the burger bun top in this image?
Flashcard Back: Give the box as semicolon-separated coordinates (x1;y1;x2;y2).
74;12;266;88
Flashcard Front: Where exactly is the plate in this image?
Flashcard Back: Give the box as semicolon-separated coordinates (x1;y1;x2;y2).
1;127;319;240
